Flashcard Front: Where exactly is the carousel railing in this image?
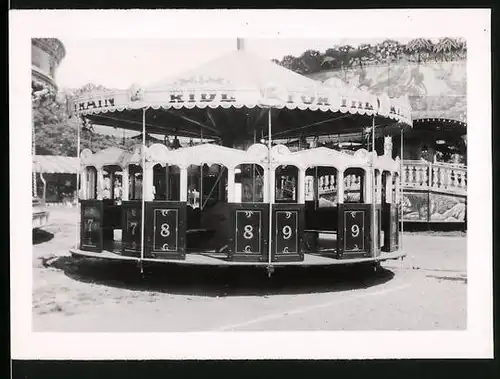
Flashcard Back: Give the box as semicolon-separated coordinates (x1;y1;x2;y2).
402;160;467;196
305;173;361;198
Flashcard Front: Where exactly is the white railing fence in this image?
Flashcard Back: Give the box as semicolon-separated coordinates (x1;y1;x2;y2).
402;160;467;196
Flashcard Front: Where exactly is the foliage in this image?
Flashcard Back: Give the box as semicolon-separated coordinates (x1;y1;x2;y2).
274;37;466;75
32;80;138;157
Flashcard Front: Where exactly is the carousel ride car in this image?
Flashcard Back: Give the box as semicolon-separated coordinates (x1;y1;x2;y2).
69;45;412;276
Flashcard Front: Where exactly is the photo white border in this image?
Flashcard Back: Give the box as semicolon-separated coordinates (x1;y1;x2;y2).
10;9;492;359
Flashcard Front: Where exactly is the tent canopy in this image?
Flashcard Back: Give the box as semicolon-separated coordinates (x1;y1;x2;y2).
33;155;79;174
147;50;322;93
71;50;412;143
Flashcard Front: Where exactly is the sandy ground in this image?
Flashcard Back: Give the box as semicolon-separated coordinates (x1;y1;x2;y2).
32;207;467;332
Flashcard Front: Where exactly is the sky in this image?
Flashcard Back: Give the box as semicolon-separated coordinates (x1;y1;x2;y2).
56;37;414;90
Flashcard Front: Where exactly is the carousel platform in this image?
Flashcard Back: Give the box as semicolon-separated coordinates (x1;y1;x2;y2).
69;247;405;267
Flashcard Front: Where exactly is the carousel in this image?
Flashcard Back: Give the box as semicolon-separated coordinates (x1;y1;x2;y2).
69;40;412;276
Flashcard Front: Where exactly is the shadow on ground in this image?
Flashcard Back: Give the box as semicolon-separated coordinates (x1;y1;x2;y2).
33;229;54;245
44;255;395;297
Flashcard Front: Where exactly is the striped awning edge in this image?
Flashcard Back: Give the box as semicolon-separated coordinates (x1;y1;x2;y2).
33;155;79;174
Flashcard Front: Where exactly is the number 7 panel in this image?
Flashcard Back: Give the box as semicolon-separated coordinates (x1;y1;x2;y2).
80;200;104;252
121;200;142;257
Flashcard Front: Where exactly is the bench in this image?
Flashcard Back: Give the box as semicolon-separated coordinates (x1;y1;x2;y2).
186;228;214;235
304;229;338;252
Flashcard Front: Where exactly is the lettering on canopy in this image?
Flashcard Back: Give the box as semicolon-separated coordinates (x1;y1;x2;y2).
168;92;237;103
165;91;376;111
286;94;375;111
76;98;116;112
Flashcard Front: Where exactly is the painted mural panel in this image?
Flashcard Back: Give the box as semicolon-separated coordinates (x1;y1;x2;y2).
309;61;466;122
429;193;466;222
402;192;428;222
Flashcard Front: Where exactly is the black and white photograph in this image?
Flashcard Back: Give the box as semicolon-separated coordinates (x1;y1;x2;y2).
10;9;492;359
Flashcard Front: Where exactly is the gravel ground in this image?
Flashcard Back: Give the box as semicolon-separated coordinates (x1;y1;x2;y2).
32;207;467;332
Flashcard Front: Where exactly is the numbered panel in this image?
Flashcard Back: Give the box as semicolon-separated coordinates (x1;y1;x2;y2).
235;210;262;255
228;203;269;262
275;210;298;254
343;210;365;252
272;204;305;262
121;201;142;256
153;209;179;252
337;204;374;258
145;201;186;259
80;200;103;252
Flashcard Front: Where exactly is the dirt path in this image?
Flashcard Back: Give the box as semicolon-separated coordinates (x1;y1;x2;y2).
32;208;467;332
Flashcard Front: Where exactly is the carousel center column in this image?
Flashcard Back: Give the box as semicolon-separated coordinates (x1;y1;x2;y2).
143;161;154;201
386;172;393;204
337;168;345;204
96;165;104;200
227;166;236;203
80;166;88;200
263;167;270;203
179;165;188;202
297;167;306;204
375;170;382;204
364;167;373;204
268;162;276;204
122;165;129;201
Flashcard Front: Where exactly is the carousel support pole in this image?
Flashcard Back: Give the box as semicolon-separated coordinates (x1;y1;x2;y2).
400;130;404;252
267;107;274;278
40;172;46;205
122;166;129;201
180;166;188;202
165;165;169;200
96;167;104;200
253;129;256;201
371;116;377;262
297;168;306;204
76;118;80;205
140;107;147;277
199;129;204;210
75;117;81;249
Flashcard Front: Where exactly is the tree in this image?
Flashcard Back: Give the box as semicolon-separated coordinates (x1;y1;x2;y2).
406;38;434;64
323;47;343;70
279;55;296;70
374;39;404;64
338;45;355;67
32;80;136;156
32;78;71;156
298;49;322;74
355;43;375;67
455;38;467;60
434;37;461;61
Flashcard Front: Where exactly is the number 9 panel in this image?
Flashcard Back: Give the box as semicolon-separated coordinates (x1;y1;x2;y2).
275;210;298;255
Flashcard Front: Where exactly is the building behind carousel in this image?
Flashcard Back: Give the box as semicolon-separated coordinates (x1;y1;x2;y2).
32;38;66;228
275;38;467;229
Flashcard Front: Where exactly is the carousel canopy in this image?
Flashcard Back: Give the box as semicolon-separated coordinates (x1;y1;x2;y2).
71;49;412;143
